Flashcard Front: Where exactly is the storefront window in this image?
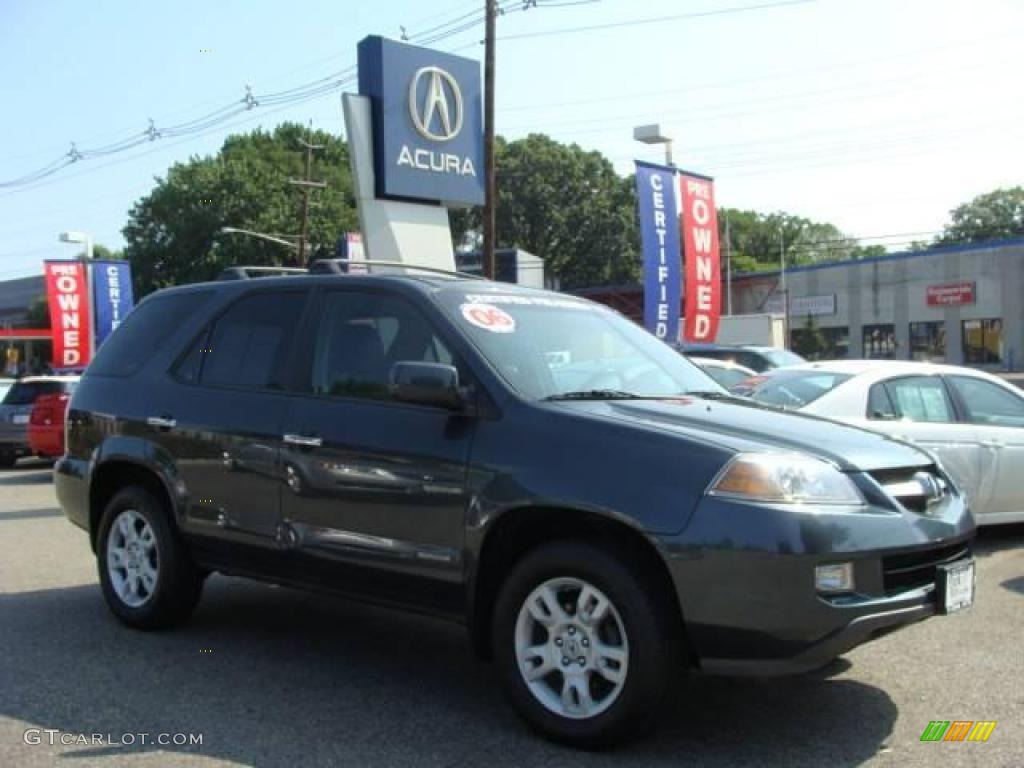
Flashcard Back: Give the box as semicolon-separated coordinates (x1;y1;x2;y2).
909;321;946;362
863;324;896;359
791;324;849;361
962;318;1003;364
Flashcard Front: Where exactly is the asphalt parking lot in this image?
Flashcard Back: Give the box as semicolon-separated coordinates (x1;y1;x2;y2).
1;460;1021;768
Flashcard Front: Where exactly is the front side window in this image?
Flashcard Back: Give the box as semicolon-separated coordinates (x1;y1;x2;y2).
962;319;1003;364
879;376;954;423
435;289;718;400
947;375;1024;427
198;291;306;390
310;292;456;401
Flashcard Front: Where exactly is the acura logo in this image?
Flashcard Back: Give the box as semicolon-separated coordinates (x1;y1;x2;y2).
409;66;463;142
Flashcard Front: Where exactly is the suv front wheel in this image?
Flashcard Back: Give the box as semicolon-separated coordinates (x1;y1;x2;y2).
492;540;679;748
96;485;203;629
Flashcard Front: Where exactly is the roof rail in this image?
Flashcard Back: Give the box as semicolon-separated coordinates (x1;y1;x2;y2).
308;258;486;280
216;266;308;281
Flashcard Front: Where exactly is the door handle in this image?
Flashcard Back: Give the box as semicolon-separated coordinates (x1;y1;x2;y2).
981;439;1004;448
283;433;323;448
146;415;177;430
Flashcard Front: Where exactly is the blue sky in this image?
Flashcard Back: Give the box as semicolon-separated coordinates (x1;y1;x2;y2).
1;0;1021;280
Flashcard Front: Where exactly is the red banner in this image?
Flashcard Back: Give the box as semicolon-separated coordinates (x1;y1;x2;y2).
679;173;721;342
926;281;975;307
44;260;92;369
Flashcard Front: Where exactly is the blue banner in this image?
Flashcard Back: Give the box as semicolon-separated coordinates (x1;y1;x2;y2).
635;161;681;341
92;260;134;346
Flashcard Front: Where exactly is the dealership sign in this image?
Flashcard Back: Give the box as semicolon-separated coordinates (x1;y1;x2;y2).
92;260;135;346
635;162;682;341
766;293;837;316
44;260;92;369
358;35;484;205
678;172;721;342
635;162;722;342
927;281;975;307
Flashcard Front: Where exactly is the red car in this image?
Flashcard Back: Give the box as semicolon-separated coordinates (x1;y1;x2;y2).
27;391;72;459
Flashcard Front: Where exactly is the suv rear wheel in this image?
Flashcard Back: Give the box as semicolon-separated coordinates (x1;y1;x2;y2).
96;485;203;629
492;540;679;748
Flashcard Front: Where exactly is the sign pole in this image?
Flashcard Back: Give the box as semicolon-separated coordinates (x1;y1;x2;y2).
482;0;497;280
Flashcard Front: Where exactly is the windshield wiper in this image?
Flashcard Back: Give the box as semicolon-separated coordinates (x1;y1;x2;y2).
543;389;643;401
685;390;736;400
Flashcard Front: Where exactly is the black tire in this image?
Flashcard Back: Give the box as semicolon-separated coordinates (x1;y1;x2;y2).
96;485;203;629
492;540;681;748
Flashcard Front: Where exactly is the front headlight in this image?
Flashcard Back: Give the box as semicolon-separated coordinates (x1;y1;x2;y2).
708;452;864;506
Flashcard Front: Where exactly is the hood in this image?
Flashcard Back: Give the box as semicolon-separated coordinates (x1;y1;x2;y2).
549;396;929;473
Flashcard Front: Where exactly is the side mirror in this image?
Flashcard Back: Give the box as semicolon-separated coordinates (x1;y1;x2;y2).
390;362;463;410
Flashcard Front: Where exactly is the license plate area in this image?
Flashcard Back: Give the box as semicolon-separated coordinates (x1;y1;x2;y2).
12;414;29;424
937;559;975;614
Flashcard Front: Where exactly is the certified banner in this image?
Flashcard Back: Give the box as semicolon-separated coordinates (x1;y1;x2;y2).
44;260;92;369
635;161;682;341
678;172;721;342
92;260;135;346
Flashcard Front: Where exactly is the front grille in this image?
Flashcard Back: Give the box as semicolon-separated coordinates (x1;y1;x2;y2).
870;466;948;514
882;542;971;594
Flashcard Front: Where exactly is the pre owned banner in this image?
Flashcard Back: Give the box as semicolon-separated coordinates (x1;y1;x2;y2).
679;172;721;342
92;260;134;347
635;161;682;341
44;260;92;369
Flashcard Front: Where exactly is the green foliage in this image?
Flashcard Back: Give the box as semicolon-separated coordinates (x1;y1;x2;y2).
123;123;358;295
937;186;1024;245
450;134;640;289
718;209;865;272
791;315;827;360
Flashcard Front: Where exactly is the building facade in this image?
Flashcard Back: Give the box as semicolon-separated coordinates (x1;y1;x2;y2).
734;237;1024;370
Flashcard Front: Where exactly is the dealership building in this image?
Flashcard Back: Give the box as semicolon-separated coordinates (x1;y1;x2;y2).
581;236;1024;371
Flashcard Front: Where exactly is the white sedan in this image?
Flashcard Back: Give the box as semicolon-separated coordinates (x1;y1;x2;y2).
733;360;1024;525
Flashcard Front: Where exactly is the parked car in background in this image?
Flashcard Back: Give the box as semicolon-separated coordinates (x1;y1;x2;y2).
689;357;757;390
56;271;974;747
675;342;805;373
28;389;75;459
733;360;1024;525
0;376;79;467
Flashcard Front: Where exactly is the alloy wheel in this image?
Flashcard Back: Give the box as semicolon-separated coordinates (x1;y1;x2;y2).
106;509;159;608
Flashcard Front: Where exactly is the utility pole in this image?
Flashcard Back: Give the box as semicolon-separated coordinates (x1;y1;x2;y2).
482;0;497;280
289;135;327;267
780;228;790;349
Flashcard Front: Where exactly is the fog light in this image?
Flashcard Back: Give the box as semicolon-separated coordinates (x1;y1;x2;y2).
815;562;855;593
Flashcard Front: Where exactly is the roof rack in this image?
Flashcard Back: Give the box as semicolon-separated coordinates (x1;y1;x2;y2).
309;258;486;280
216;266;308;281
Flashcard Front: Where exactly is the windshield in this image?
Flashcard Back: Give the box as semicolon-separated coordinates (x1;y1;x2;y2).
438;291;722;400
747;371;851;409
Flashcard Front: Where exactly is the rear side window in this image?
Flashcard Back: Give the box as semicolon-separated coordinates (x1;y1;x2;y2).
199;291;306;390
947;375;1024;427
89;291;212;377
2;380;64;405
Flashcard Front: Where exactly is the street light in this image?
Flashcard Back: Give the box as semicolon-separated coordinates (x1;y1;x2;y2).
58;230;93;260
219;227;300;251
633;124;674;167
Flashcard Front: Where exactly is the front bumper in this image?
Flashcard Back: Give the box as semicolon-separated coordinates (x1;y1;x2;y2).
656;481;975;676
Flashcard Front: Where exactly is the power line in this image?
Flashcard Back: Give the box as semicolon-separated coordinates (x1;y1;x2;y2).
0;0;538;193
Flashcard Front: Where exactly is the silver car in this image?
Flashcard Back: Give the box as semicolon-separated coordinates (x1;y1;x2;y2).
735;360;1024;525
0;376;79;468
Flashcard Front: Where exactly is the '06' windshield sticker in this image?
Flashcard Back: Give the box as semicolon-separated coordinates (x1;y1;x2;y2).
461;303;516;333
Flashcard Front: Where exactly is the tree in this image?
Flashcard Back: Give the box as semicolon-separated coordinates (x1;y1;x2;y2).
450;134;640;289
123;123;358;295
937;187;1024;245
